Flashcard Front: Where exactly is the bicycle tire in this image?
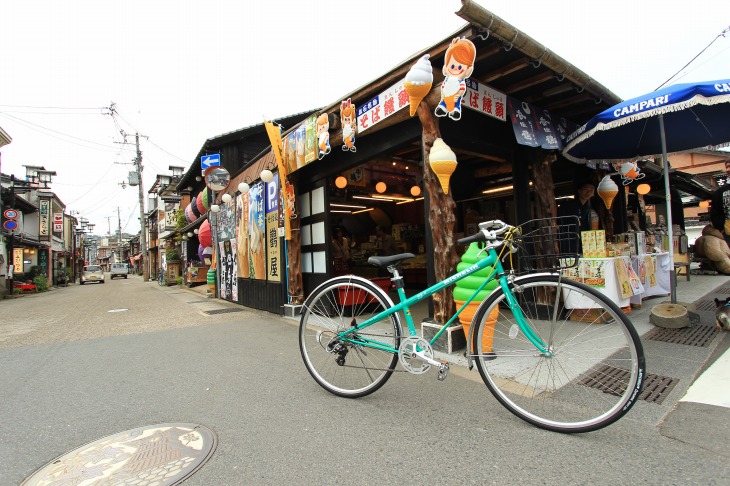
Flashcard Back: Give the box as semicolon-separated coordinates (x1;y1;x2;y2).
471;274;645;433
299;275;402;398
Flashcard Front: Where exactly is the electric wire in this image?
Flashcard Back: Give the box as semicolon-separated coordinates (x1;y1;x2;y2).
655;25;730;90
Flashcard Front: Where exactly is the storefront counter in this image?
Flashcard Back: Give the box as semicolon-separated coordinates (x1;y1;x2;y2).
563;253;671;311
563;257;632;310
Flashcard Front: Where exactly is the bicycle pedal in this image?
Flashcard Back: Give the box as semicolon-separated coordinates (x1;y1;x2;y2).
437;362;449;381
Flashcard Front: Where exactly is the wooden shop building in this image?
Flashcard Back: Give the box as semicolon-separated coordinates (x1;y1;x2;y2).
176;1;625;320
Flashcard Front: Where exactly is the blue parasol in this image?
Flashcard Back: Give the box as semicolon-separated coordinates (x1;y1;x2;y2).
563;79;730;302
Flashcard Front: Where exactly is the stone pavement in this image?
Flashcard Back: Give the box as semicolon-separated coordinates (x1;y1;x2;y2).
177;272;730;451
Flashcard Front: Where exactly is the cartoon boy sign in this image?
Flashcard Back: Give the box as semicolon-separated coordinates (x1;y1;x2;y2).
435;37;476;121
316;113;331;160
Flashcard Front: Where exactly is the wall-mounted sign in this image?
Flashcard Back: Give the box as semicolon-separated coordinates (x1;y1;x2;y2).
53;213;63;233
464;78;506;122
357;79;408;134
39;200;50;236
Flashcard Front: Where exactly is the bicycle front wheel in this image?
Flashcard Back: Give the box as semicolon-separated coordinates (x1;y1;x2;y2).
299;276;402;398
471;275;645;433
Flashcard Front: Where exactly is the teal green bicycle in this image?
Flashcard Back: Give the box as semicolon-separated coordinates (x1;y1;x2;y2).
299;217;645;433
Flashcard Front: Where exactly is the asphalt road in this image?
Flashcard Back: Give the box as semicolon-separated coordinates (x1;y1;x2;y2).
1;276;728;485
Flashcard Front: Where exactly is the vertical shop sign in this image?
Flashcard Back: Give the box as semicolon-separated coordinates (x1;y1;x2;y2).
266;174;281;282
464;79;506;121
39;200;50;236
39;249;48;276
357;80;409;134
13;248;23;274
53;213;63;233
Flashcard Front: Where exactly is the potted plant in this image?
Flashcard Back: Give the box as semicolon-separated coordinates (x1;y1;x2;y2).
165;247;181;263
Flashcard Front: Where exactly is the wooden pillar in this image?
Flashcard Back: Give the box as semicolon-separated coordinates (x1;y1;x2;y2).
513;147;532;223
529;151;558;220
416;102;459;324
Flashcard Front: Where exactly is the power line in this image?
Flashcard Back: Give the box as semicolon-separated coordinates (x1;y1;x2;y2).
655;25;730;90
0;104;104;110
0;112;118;152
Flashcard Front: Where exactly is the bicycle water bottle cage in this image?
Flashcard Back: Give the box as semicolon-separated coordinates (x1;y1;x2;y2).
367;253;416;269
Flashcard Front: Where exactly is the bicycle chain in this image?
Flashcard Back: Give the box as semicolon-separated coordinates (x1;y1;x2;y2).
335;332;413;373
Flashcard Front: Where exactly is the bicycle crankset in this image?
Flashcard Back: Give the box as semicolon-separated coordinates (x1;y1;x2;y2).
398;337;437;375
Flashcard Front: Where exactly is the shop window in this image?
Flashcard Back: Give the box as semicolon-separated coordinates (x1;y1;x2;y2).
311;221;325;244
311;187;325;214
300;192;311;218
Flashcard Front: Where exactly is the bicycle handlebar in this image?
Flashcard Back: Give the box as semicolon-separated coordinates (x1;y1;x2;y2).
457;220;513;246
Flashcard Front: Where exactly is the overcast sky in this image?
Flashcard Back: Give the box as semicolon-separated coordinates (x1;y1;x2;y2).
1;0;728;235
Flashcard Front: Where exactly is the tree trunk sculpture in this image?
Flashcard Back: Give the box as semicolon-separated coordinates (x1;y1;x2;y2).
416;102;459;324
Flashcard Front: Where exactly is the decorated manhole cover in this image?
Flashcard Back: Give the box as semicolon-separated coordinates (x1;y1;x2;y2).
107;308;129;313
21;423;217;485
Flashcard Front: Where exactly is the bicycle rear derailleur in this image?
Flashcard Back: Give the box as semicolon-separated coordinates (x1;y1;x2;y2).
398;337;449;381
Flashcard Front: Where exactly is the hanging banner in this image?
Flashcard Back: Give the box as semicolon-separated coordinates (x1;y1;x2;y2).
357;79;409;134
304;114;317;164
248;182;266;280
39;199;50;236
556;116;580;146
236;192;250;278
507;96;563;150
264;120;292;240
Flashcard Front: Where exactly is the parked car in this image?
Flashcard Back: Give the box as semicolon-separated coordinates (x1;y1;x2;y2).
110;263;129;279
80;265;104;285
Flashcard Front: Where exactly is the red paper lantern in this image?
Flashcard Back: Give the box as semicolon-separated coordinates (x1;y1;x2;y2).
196;193;206;215
191;196;201;218
198;219;212;248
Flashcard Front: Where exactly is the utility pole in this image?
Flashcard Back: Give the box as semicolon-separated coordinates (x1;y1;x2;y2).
117;206;122;264
135;133;150;282
107;103;148;281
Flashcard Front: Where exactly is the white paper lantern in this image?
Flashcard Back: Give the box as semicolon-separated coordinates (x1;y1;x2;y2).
210;204;220;213
221;193;232;203
238;182;250;194
260;169;274;183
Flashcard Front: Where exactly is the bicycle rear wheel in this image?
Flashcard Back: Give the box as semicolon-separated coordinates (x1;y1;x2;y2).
299;276;401;398
471;275;645;433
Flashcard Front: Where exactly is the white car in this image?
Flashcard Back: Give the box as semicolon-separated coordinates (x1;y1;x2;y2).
110;263;129;279
80;265;105;285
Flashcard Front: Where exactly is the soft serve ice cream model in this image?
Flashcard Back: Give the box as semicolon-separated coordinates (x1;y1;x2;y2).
429;138;458;194
597;175;619;209
404;54;433;116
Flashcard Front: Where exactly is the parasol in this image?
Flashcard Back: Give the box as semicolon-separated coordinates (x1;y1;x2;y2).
564;79;730;303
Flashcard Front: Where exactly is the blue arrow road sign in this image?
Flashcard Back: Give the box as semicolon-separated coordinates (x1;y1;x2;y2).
201;154;221;173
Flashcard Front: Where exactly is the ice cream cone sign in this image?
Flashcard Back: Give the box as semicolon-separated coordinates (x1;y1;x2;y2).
597;176;619;209
404;54;433;117
429;138;457;194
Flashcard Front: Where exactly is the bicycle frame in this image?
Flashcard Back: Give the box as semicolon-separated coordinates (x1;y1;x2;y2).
338;245;549;355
